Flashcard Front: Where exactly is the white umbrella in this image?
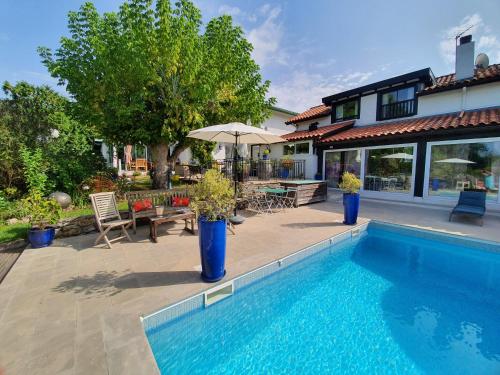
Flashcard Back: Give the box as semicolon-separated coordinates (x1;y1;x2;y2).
188;123;284;220
435;158;476;164
382;152;413;160
187;122;284;144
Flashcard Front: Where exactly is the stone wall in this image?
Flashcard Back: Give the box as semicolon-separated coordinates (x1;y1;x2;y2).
54;211;130;238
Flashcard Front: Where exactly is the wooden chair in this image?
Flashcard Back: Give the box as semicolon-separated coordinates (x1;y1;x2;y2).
90;192;133;248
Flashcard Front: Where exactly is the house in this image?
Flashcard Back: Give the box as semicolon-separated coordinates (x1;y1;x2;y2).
281;35;500;209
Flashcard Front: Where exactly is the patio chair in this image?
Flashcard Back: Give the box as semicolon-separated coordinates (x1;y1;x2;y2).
449;190;486;226
90;192;133;248
281;188;297;209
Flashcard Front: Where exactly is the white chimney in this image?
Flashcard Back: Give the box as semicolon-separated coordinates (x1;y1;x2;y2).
455;35;475;81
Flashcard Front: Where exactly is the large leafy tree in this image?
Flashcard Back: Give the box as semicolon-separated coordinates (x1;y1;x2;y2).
39;0;275;188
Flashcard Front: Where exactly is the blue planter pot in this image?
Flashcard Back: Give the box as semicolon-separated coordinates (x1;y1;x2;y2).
262;155;269;160
314;174;322;181
281;169;289;179
431;178;440;191
28;227;55;248
198;217;226;282
343;193;360;225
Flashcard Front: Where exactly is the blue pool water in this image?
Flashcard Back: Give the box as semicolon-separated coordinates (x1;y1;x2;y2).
146;224;500;374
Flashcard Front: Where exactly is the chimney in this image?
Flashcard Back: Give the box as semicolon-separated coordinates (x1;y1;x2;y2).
455;35;475;81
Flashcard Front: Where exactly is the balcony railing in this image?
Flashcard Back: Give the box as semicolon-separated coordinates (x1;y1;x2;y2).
210;159;306;182
379;99;416;120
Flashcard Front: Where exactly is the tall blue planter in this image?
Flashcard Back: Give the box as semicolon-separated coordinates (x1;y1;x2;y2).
28;227;55;248
343;193;360;225
198;217;227;282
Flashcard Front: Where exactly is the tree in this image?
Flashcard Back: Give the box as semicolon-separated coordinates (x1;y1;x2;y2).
39;0;275;188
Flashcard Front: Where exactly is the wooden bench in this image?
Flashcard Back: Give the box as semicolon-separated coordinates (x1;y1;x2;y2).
125;189;189;233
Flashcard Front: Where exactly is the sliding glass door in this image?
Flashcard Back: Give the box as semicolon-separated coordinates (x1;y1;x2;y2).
324;150;361;188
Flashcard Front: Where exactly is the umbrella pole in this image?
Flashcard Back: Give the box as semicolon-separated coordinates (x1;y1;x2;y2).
233;133;239;216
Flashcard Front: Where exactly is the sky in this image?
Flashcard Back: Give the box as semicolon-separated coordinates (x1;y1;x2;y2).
1;0;499;112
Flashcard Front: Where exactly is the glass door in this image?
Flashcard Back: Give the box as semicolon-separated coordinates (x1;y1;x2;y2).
324;150;361;188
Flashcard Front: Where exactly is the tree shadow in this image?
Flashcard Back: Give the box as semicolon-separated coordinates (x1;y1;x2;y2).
52;269;202;297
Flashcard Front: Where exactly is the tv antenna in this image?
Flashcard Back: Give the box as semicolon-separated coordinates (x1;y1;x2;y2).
455;24;475;45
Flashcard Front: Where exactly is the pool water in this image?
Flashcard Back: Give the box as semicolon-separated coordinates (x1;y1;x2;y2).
146;224;500;374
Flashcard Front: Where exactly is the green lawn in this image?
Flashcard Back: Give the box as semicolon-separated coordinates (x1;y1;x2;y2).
0;222;30;243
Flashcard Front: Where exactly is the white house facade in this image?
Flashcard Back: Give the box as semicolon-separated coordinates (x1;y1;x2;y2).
281;35;500;210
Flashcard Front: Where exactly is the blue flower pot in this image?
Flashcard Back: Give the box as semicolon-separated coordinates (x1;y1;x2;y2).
28;227;55;248
198;217;226;282
343;193;360;225
431;178;440;191
281;169;289;179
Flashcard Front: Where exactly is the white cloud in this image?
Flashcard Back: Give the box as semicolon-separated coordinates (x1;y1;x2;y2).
269;69;376;112
439;14;500;65
247;5;287;67
218;5;241;17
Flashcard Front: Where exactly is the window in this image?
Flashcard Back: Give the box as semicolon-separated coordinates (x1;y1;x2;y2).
378;86;416;120
364;146;414;193
428;141;500;202
283;144;295;155
334;99;359;122
325;150;361;188
295;142;310;154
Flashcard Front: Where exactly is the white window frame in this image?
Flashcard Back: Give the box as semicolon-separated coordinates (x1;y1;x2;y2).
283;140;313;156
323;142;418;200
424;137;500;204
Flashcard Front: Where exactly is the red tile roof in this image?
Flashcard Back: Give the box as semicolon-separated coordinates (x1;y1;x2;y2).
285;104;331;124
421;64;500;95
320;107;500;143
282;121;355;142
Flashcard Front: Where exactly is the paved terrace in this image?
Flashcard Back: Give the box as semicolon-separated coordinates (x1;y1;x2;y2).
1;200;499;375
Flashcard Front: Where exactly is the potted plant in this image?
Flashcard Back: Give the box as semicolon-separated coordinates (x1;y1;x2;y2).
189;170;234;282
339;172;361;225
22;193;61;248
314;172;323;181
262;149;270;160
281;156;293;179
155;196;166;216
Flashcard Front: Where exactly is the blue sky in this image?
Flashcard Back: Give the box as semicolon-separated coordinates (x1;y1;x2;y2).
1;0;499;111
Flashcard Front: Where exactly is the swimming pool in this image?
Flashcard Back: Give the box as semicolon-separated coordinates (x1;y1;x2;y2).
144;222;500;374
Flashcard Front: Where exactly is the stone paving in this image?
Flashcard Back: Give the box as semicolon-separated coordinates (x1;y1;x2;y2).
0;199;499;374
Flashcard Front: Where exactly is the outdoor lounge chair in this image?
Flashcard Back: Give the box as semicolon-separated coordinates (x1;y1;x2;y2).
90;192;133;248
449;190;486;226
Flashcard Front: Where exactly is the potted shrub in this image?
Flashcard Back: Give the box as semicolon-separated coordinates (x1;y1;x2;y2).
281;156;293;179
189;170;234;282
262;149;270;160
22;193;61;248
339;172;361;225
155;196;166;216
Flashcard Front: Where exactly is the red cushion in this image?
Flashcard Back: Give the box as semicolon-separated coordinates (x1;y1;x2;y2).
172;196;190;207
133;199;153;212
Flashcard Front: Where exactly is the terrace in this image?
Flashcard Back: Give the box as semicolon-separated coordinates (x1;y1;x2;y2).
1;198;499;374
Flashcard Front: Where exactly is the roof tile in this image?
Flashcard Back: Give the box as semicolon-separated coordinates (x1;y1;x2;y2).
285;104;331;124
422;64;500;94
320;107;500;143
282;121;355;142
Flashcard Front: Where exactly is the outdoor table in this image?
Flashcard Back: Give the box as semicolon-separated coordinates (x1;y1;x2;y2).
258;187;288;194
147;209;196;243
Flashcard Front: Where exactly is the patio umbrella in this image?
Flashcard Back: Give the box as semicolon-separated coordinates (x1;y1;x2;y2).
188;123;284;220
435;158;476;164
381;152;413;160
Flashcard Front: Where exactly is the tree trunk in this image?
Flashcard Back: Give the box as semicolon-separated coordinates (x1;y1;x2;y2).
151;143;169;189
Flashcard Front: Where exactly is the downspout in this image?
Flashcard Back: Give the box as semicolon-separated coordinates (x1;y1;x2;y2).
460;86;467;111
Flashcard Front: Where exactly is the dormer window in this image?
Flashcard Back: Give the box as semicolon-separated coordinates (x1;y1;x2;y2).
378;85;417;120
334;99;359;122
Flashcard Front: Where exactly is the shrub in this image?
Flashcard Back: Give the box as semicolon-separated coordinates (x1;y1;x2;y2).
339;172;361;194
21;193;61;229
20;146;49;195
189;169;234;221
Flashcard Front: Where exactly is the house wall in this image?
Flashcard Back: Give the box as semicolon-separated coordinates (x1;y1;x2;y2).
295;116;331;131
270;140;317;179
261;110;292;135
357;94;378;126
